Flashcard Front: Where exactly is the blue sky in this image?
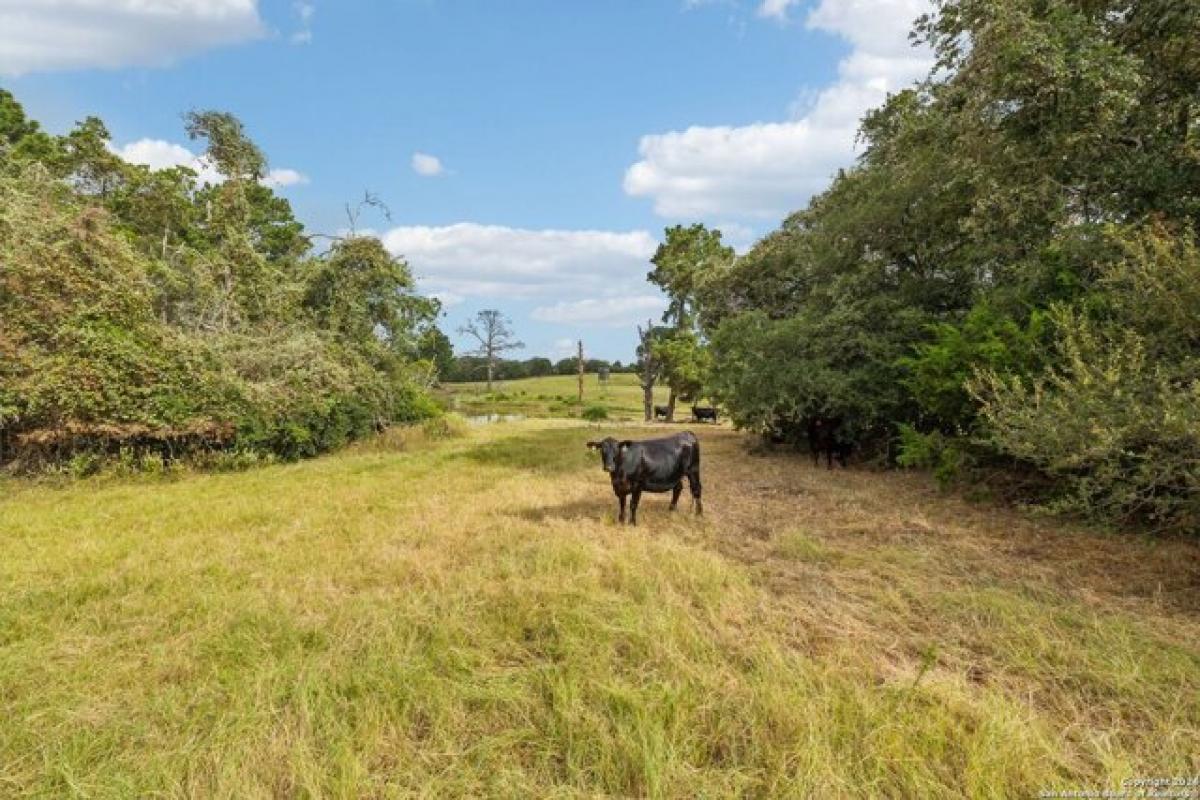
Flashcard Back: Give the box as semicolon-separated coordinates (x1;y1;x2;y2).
1;0;931;361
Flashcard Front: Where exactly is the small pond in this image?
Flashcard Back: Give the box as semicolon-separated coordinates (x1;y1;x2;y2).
465;413;527;425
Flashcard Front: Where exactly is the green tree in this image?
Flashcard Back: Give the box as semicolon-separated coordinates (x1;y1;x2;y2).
303;236;436;353
0;89;60;164
646;224;732;420
417;326;455;380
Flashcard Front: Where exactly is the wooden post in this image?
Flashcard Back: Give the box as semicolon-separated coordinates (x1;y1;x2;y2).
577;340;584;404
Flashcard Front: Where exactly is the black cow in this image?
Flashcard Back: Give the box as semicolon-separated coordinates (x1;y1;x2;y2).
691;405;718;423
653;405;670;421
586;432;702;525
807;416;850;469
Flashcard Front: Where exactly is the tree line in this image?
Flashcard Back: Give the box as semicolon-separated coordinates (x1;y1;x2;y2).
644;0;1199;533
0;91;448;470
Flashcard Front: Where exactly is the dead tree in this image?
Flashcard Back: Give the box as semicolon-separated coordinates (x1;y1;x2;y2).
458;309;523;391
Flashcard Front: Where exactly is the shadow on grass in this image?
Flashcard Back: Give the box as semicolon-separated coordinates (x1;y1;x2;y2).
511;497;609;524
454;428;600;475
512;494;702;528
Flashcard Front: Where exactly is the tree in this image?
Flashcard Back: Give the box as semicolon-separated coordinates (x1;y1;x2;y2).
417;326;455;380
646;224;732;420
183;110;265;181
303;236;436;360
636;320;669;422
182;110;274;329
648;223;734;331
458;309;524;390
0;90;441;470
524;357;553;377
683;0;1200;528
0;89;60;164
653;329;711;406
59;117;128;198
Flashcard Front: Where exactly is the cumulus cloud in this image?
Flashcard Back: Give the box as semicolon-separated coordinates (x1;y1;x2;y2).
112;138;225;185
380;223;658;300
0;0;265;75
532;296;669;327
113;138;307;189
624;0;933;220
262;168;310;188
411;152;445;177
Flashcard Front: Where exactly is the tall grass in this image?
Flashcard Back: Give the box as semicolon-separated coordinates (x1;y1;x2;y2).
2;421;1197;797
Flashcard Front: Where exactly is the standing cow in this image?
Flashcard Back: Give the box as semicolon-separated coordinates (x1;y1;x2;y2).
807;416;850;469
586;432;702;525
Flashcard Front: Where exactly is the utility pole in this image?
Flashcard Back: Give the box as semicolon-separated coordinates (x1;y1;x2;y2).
577;340;585;403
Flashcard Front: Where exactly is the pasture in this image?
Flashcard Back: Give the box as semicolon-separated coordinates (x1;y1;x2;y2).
438;373;680;421
2;415;1198;797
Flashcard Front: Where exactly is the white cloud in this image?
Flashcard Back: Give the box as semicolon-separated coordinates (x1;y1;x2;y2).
0;0;264;75
552;338;577;358
411;152;445;177
715;221;758;253
381;223;658;300
262;168;310;188
430;291;465;309
290;1;314;44
112;138;224;185
532;296;669;327
756;0;799;20
624;0;934;220
113;138;307;189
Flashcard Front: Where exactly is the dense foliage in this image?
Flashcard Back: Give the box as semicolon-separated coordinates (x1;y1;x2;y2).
0;92;443;469
686;0;1200;531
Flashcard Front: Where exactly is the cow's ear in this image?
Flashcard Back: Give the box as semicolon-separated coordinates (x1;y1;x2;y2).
586;441;601;449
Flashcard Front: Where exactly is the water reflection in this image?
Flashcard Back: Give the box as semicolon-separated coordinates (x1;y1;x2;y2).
466;413;527;425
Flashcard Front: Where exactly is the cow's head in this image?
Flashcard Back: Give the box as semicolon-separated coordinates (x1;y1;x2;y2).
586;437;632;473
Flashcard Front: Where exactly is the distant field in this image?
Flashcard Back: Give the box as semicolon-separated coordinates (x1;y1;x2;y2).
2;419;1197;797
438;372;687;421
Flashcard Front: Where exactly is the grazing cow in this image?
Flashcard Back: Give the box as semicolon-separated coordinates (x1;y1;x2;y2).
586;432;702;525
691;405;718;423
807;416;850;469
653;405;670;421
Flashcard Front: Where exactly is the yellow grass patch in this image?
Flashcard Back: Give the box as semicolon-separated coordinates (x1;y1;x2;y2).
1;420;1197;797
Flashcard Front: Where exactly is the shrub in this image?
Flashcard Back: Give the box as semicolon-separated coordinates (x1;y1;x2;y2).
971;228;1200;532
422;413;469;440
581;405;608;422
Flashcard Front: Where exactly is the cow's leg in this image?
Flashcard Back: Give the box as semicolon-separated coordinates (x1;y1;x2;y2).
670;482;683;510
688;471;703;515
826;447;834;470
629;489;642;526
617;493;627;524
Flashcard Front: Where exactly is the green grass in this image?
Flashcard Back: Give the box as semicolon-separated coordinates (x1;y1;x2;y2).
2;420;1198;797
438;373;680;421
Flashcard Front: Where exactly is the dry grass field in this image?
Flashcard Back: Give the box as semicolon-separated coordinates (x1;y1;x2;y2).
2;415;1198;797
